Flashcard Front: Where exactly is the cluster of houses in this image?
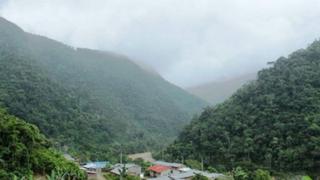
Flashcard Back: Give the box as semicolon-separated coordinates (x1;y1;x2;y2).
81;161;142;178
64;152;224;180
79;159;224;180
146;161;223;180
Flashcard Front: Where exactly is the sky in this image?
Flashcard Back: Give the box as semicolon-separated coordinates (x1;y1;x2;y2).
1;0;320;87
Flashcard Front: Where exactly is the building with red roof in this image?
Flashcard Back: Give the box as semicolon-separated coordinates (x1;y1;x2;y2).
148;165;171;177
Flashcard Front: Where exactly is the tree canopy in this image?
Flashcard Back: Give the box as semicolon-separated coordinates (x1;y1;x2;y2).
165;41;320;176
0;108;85;179
0;17;206;160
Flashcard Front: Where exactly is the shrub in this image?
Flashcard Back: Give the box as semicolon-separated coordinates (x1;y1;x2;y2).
252;169;272;180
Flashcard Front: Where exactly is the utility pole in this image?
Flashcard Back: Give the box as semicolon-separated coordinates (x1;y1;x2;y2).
201;156;204;171
120;145;123;164
120;144;123;180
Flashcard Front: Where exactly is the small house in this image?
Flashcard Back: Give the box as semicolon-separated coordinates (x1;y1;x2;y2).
148;165;171;177
170;169;224;180
153;161;185;170
83;161;109;174
170;171;194;180
110;163;142;177
128;152;155;163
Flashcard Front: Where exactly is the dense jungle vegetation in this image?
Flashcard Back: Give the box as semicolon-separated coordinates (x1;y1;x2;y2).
0;108;85;179
0;17;206;161
165;41;320;177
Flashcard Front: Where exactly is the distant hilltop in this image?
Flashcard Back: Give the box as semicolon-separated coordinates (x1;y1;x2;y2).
187;72;257;105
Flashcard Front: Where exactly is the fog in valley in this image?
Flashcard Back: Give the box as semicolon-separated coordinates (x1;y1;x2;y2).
1;0;320;87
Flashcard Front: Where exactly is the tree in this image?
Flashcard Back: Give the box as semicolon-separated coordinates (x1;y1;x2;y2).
252;169;272;180
232;167;249;180
0;108;86;179
185;159;202;170
302;176;312;180
165;40;320;175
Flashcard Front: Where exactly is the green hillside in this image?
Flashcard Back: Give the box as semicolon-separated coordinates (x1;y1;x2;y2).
0;108;85;179
0;17;207;160
166;41;320;175
187;73;256;105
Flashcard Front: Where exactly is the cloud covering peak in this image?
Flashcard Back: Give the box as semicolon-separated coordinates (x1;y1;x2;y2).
1;0;320;87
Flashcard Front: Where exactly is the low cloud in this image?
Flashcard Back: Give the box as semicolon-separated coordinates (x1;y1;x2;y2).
1;0;320;87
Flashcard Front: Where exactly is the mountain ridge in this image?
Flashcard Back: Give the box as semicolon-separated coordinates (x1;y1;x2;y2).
166;40;320;175
0;17;207;160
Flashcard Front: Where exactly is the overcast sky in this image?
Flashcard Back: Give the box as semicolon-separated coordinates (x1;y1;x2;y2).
1;0;320;87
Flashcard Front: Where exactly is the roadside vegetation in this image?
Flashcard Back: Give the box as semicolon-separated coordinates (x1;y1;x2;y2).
0;108;86;179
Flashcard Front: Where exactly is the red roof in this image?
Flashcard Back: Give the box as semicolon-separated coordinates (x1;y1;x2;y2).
148;165;171;173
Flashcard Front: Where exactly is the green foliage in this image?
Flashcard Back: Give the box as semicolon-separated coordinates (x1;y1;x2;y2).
166;40;320;175
252;169;272;180
232;167;249;180
216;176;234;180
302;176;312;180
207;166;218;173
104;173;119;180
192;173;209;180
0;108;85;179
0;17;206;160
185;159;202;170
46;170;65;180
45;169;86;180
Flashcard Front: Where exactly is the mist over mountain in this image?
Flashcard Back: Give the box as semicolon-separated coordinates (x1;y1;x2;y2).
2;0;320;87
1;0;320;179
0;17;207;160
187;73;257;105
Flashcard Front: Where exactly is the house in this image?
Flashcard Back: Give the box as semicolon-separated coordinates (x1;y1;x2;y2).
147;160;225;180
110;163;142;177
128;152;155;163
169;169;224;180
148;167;225;180
170;168;224;180
148;176;171;180
153;161;185;170
83;161;109;174
148;165;172;177
170;171;194;180
191;170;224;180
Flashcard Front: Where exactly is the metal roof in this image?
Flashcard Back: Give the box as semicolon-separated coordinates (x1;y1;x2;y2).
153;161;184;168
83;161;108;169
112;163;138;168
110;163;140;175
147;176;171;180
148;165;171;173
170;171;194;179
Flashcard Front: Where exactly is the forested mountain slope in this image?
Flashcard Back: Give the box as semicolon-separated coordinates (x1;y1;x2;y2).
187;73;256;105
0;108;85;179
0;17;207;160
166;41;320;175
